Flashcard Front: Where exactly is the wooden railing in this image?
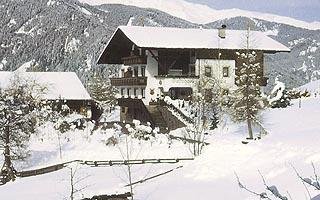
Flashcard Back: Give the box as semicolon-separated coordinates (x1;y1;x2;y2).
14;158;194;178
155;75;199;79
121;55;147;65
110;77;147;86
159;100;194;124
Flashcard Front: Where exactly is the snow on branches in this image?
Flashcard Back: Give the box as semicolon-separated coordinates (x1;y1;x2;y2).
228;50;265;139
0;73;50;183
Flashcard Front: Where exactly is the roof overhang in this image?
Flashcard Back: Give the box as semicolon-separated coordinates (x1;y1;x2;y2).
97;26;291;64
97;28;137;64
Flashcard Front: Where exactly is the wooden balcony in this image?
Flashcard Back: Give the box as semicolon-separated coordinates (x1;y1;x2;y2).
110;77;147;86
121;55;147;65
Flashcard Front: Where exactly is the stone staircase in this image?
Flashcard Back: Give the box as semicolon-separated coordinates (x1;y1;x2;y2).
146;105;168;133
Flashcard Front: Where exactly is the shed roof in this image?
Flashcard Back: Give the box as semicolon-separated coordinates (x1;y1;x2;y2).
98;26;290;64
0;72;91;100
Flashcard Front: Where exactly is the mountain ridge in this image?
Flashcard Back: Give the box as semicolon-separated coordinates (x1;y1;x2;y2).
78;0;320;30
0;0;319;90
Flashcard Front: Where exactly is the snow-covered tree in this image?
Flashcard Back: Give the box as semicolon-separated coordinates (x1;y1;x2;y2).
0;74;49;183
88;73;117;121
112;121;155;199
185;77;220;156
229;28;265;139
268;78;291;108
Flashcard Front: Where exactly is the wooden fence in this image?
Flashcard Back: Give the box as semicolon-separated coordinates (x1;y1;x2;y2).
169;134;210;145
16;160;79;178
81;158;194;167
82;192;132;200
14;158;194;178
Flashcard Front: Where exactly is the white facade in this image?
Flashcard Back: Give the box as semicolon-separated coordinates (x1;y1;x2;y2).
196;59;237;90
116;50;239;105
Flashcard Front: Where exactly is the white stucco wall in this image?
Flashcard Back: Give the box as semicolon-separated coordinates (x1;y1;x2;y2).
144;50;159;104
143;50;199;104
116;56;237;104
197;59;236;90
155;77;197;92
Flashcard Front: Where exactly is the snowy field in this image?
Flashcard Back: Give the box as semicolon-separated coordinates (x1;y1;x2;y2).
0;97;320;199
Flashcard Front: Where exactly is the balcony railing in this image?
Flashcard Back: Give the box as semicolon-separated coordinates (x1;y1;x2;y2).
121;55;147;65
110;77;147;86
155;75;199;79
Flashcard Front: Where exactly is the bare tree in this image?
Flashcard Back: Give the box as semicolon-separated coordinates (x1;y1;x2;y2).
292;163;320;199
113;121;155;200
68;164;90;200
236;164;320;200
185;76;221;156
235;171;289;200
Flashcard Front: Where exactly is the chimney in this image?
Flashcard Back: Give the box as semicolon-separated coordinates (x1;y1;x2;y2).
218;24;226;39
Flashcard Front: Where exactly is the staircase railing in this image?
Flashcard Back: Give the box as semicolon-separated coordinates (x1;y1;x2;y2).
159;100;193;124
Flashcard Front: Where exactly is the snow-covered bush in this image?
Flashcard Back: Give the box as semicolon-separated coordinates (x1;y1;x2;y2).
287;89;311;99
126;120;155;141
268;78;291;108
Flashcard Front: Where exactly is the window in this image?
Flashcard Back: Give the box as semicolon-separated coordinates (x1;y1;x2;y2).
133;88;137;97
127;88;130;96
141;66;146;77
141;88;145;98
133;67;139;77
120;88;124;97
223;66;229;77
121;69;125;78
204;89;213;102
121;107;126;113
190;50;196;64
205;66;211;77
125;68;133;78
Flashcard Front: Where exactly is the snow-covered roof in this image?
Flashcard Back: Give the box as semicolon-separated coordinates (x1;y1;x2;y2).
0;72;91;100
117;26;290;52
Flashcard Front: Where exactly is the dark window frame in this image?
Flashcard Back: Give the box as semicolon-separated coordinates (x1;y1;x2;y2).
133;88;137;97
205;66;212;77
223;66;229;77
141;88;145;98
141;66;146;77
120;88;124;96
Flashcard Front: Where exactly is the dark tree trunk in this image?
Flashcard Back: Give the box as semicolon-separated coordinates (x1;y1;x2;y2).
1;126;16;184
247;118;253;139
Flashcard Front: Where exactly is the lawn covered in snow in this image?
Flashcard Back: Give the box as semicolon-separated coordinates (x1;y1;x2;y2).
0;97;320;200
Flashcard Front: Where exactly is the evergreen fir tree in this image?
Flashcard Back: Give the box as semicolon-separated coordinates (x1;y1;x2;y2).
229;27;265;139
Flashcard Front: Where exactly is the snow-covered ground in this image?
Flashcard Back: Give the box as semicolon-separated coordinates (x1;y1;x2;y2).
299;79;320;95
0;96;320;199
